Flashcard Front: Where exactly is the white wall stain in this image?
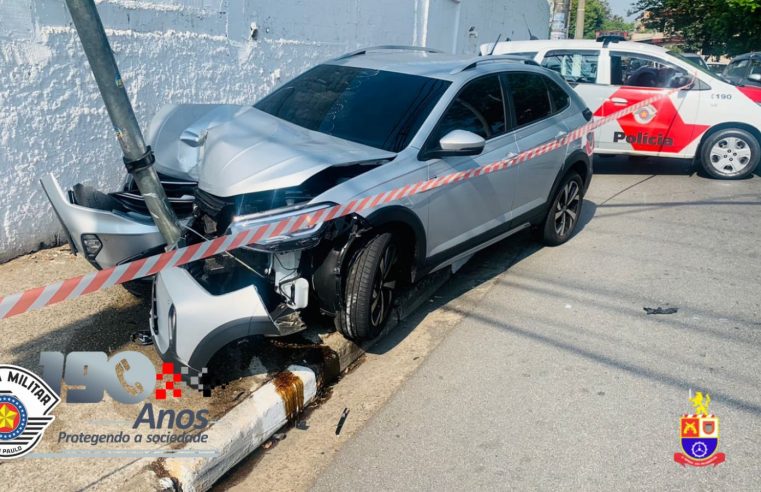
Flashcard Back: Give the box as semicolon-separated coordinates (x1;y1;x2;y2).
0;0;549;262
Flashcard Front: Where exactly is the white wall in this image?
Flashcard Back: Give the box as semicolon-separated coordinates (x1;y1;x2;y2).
0;0;549;262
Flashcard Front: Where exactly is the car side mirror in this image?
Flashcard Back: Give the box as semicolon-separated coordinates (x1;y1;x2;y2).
426;129;485;159
748;73;761;82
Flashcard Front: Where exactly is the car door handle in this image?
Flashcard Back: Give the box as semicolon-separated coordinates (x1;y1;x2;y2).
555;131;567;139
610;97;628;106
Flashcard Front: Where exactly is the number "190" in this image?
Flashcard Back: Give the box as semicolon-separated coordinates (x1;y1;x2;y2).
39;351;156;404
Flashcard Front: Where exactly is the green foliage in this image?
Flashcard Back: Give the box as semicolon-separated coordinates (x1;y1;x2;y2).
633;0;761;57
568;0;634;39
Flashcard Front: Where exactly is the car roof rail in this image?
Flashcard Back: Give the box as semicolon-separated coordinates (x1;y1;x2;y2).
334;45;445;60
452;55;539;74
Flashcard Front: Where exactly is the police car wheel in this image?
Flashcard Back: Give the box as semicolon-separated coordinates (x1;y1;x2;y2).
701;129;760;179
542;172;584;246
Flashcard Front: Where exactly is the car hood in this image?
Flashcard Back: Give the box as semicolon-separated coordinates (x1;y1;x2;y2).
147;104;396;197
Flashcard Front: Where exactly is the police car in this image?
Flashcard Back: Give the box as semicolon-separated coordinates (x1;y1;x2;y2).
482;39;761;179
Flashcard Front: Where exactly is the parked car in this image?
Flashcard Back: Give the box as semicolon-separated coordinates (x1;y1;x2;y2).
723;52;761;88
707;62;727;74
42;46;593;373
483;39;761;179
681;53;710;71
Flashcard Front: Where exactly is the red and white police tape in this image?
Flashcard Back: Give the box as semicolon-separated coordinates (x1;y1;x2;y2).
0;85;683;320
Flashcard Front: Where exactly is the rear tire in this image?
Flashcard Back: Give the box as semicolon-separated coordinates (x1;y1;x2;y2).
335;233;398;341
700;128;760;179
541;172;584;246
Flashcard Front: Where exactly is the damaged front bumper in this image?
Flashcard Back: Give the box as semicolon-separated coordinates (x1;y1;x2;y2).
40;174;167;268
151;266;294;372
42;173;366;373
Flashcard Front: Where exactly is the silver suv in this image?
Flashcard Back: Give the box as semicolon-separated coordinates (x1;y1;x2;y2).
42;46;593;372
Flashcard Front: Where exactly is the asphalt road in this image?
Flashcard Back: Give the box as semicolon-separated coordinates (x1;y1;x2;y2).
306;157;761;491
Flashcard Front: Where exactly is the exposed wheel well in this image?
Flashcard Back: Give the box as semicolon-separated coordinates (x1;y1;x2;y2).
341;220;419;285
568;160;589;184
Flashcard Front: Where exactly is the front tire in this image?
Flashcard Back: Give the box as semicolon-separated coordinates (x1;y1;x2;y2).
541;172;583;246
700;128;760;179
335;233;398;341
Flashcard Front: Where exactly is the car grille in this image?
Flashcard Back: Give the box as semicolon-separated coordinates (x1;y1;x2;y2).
111;173;197;217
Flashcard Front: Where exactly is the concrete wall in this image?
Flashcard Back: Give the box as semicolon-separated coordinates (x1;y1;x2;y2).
0;0;550;262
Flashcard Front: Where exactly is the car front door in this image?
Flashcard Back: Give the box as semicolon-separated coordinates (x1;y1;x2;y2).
747;58;761;87
596;51;702;157
423;74;520;259
724;58;750;86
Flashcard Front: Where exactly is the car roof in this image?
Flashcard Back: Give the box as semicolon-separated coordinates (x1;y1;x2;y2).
326;49;538;81
731;52;761;61
486;39;672;57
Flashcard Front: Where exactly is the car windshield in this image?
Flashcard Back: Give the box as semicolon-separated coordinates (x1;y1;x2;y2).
667;50;727;83
255;65;451;152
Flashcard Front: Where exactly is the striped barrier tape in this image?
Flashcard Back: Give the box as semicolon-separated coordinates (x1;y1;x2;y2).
0;85;684;320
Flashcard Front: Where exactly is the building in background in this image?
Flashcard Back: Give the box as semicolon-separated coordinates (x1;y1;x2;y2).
0;0;550;262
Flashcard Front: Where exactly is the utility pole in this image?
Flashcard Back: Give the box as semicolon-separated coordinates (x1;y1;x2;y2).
550;0;568;39
64;0;182;249
575;0;586;39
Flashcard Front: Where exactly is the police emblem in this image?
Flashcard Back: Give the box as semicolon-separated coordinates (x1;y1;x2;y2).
0;365;59;459
674;391;725;467
633;105;657;125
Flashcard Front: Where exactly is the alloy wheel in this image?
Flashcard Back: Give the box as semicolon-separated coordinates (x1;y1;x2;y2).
554;180;581;238
709;136;752;176
369;242;397;328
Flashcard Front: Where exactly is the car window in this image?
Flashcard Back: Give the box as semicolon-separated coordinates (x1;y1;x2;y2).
255;65;450;152
429;75;506;143
610;52;686;88
751;60;761;75
725;59;749;79
505;72;552;127
544;77;570;113
542;50;599;84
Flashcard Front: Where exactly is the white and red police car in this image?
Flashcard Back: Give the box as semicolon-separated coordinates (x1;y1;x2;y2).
482;39;761;179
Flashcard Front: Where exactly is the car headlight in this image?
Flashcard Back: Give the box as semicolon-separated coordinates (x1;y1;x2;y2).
228;202;338;251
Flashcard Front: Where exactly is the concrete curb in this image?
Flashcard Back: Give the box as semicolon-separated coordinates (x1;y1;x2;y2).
120;270;450;491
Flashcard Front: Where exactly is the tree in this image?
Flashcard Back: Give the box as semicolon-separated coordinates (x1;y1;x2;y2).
632;0;761;57
568;0;634;39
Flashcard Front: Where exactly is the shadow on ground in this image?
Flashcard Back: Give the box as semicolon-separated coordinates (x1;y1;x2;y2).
594;154;761;179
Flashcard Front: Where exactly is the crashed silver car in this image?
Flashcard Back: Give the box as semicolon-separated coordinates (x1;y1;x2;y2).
42;46;593;373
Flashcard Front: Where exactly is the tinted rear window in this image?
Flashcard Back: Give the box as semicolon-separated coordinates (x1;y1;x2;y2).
506;72;552;127
255;65;450;152
545;77;570;113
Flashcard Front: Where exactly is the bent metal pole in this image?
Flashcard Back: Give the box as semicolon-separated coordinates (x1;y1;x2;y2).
64;0;182;249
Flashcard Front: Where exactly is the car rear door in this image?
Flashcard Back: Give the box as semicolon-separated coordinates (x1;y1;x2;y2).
423;74;520;259
504;71;572;216
539;49;618;152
